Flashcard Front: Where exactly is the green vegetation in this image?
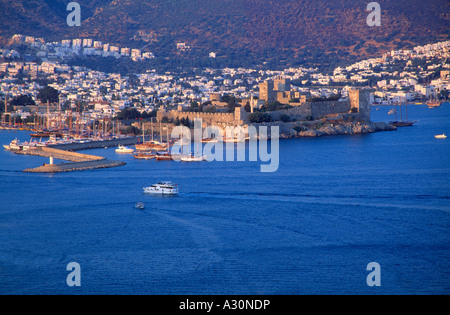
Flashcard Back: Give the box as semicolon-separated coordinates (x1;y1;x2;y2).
259;101;292;112
293;126;307;133
9;94;36;106
37;86;59;103
280;114;291;122
248;112;272;123
174;117;192;127
115;107;156;120
3;1;447;74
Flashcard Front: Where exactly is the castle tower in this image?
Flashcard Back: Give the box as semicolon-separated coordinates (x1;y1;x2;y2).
259;81;275;103
234;107;247;125
274;76;291;92
349;89;371;122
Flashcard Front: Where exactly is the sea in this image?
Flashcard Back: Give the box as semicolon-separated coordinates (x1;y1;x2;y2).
0;104;449;295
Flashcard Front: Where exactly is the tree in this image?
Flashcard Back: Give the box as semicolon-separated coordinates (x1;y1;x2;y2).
37;86;59;104
115;107;141;120
248;113;272;123
280;114;291;122
10;94;35;106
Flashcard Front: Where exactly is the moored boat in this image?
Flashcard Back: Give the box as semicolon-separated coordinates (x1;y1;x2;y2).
155;151;173;160
201;137;220;143
132;152;156;160
390;121;415;127
115;145;134;153
427;101;441;108
180;154;206;162
135;140;170;152
3;139;21;151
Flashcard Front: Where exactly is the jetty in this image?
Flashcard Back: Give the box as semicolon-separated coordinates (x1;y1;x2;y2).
19;146;126;173
10;137;138;173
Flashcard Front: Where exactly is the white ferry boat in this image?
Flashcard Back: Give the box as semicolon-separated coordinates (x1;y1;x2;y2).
3;139;21;151
143;182;179;195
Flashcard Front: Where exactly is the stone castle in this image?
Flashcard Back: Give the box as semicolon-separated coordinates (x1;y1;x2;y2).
156;83;371;126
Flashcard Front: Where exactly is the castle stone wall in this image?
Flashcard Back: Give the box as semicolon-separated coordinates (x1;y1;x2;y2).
157;107;248;127
310;101;351;119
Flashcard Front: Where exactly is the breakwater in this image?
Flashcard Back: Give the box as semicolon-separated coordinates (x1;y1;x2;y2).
15;140;131;173
16;147;104;162
23;159;126;173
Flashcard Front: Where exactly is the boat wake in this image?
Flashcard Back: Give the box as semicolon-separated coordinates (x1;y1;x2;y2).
184;191;450;212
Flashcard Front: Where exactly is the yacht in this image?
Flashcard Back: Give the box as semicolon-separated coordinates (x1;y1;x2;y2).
143;182;179;195
201;137;220;143
115;145;134;153
223;137;248;143
3;139;21;151
435;133;447;139
181;154;206;162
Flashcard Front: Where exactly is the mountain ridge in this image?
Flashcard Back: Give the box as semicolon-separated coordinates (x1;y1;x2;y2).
1;0;449;70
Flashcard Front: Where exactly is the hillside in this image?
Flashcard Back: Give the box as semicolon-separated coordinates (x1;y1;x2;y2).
1;0;449;71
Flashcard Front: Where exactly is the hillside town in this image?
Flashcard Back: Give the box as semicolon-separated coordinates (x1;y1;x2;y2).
0;35;449;131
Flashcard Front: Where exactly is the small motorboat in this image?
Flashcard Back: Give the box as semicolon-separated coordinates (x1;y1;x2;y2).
435;134;447;139
115;145;134;153
135;202;145;210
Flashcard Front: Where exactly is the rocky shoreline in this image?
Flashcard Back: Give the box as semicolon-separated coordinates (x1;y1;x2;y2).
282;121;397;138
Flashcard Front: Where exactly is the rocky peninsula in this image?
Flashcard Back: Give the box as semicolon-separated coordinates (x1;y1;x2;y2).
281;120;397;138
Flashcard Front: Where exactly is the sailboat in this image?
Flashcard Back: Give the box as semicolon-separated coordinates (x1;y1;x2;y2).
180;131;206;162
135;118;171;151
427;100;442;108
389;102;416;127
427;92;441;108
132;152;156;160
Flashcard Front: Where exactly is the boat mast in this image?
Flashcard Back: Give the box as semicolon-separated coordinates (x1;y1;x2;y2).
151;117;154;141
405;99;408;122
395;103;398;122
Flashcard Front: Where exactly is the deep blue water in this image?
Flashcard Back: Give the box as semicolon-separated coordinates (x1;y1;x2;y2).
0;104;449;295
